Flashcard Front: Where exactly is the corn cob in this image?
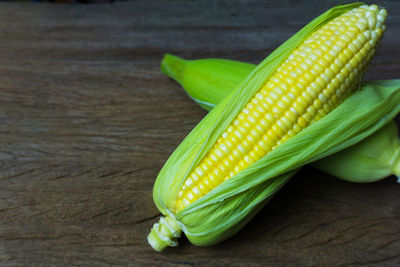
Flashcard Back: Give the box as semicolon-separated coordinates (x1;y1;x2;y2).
149;4;394;251
174;5;386;212
161;55;400;183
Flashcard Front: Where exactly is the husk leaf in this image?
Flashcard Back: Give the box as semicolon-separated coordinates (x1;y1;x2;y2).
313;118;400;183
161;54;254;111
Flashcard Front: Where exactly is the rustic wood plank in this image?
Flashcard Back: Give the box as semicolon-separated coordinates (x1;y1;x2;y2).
0;1;399;265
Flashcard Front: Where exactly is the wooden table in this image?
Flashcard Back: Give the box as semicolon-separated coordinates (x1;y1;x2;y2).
0;1;399;265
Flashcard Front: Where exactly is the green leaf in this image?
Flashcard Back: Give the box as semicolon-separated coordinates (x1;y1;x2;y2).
313;121;400;182
161;54;255;111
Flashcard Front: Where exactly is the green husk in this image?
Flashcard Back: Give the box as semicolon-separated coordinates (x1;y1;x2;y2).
161;54;400;183
314;120;400;183
161;54;255;111
150;3;400;250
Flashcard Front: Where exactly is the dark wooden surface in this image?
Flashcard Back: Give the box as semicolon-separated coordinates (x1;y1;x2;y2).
0;1;399;266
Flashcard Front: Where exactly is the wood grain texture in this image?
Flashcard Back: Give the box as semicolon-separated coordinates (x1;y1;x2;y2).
0;1;399;266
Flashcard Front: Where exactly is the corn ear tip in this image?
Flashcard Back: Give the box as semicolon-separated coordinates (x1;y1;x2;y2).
161;53;186;82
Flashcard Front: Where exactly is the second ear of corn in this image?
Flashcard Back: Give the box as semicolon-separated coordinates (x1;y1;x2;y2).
148;4;400;252
160;54;400;183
